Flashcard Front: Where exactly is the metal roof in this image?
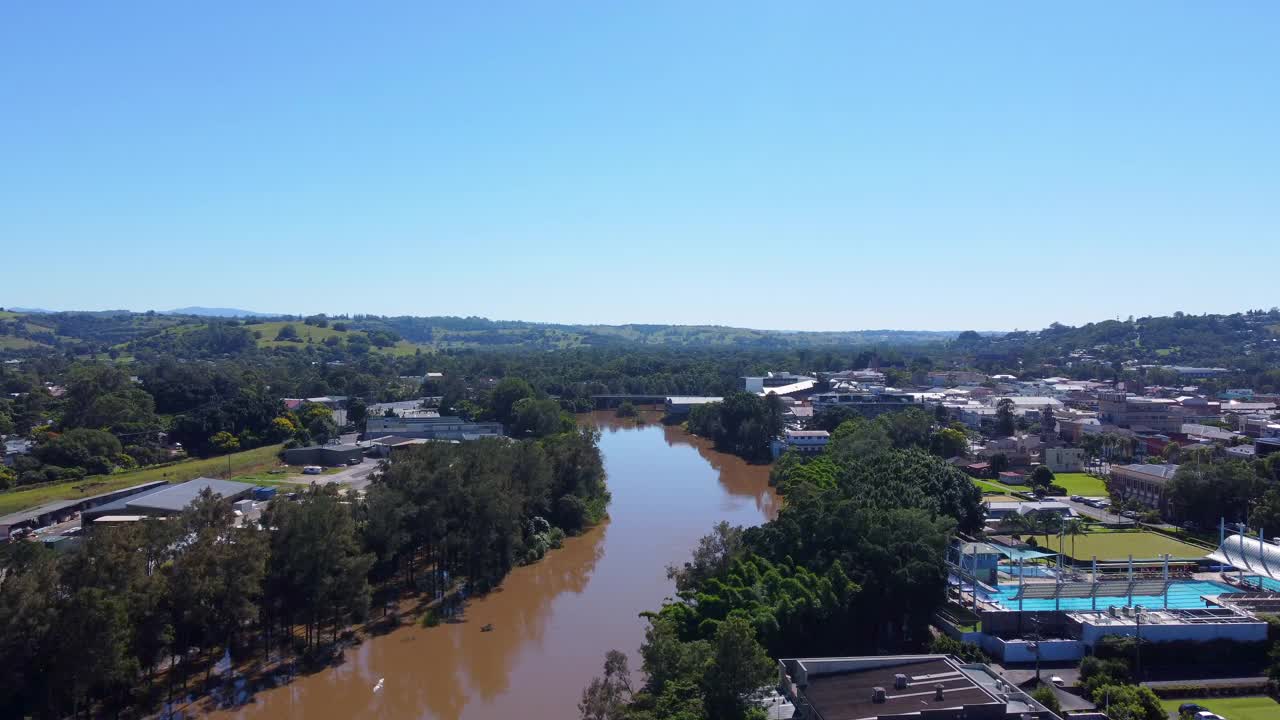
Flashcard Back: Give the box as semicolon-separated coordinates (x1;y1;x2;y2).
1208;534;1280;580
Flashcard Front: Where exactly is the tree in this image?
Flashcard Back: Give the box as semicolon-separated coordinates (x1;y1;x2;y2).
930;427;968;459
1161;441;1182;463
1062;518;1087;561
275;324;300;341
210;430;239;455
347;398;368;429
995;398;1016;437
490;378;536;426
1249;487;1280;535
666;522;745;593
512;397;568;438
1030;685;1061;716
1029;465;1055;493
989;452;1009;476
578;650;634;720
702;615;774;720
615;401;638;418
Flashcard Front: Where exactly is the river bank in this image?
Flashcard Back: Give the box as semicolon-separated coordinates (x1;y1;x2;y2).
203;412;776;720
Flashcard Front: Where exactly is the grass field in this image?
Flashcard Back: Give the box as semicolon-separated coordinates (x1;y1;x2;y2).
0;444;285;516
243;321;422;356
1050;472;1108;496
1035;529;1206;561
974;478;1024;495
1159;695;1279;720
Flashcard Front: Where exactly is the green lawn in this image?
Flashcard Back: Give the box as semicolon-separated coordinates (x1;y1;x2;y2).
1050;472;1108;496
0;444;285;516
1035;529;1206;561
974;478;1020;494
1159;696;1279;720
243;321;423;356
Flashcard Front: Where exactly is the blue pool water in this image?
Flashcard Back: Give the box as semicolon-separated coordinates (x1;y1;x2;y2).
1242;575;1280;592
982;580;1239;611
998;563;1058;578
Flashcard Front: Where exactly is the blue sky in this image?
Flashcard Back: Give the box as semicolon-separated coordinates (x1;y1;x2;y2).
2;2;1277;331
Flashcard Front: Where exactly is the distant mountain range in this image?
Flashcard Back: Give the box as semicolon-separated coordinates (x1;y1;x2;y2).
167;307;275;318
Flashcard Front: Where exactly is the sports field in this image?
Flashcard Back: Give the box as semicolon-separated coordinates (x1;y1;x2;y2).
1159;695;1279;720
1035;529;1207;561
1050;472;1108;496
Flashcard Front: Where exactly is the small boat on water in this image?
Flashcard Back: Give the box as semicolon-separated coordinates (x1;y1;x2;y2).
481;623;494;632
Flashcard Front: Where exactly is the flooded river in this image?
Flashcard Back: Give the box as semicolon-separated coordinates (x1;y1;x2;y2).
212;413;777;719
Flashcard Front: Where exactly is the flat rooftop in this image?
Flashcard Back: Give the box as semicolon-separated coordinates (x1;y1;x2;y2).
792;657;1002;720
88;478;256;517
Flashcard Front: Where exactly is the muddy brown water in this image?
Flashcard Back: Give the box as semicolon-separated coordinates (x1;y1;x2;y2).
209;413;778;719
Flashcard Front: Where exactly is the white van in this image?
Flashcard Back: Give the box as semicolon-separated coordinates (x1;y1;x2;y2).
302;465;323;475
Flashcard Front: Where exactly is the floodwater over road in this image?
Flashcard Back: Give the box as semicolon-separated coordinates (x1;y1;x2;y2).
211;412;777;719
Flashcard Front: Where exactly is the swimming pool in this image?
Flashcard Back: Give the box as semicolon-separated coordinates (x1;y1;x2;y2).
998;563;1058;578
981;580;1239;612
1241;575;1280;592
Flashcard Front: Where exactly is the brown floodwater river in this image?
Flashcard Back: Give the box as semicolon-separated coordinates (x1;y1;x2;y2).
210;413;777;719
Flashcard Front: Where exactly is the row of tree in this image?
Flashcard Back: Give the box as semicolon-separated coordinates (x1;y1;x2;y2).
0;424;608;717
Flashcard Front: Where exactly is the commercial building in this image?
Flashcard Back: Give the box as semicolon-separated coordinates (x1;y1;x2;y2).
772;429;830;458
777;655;1061;720
809;390;922;418
0;481;168;537
283;444;365;467
1043;447;1084;473
364;415;504;440
663;396;723;417
1097;392;1180;433
81;478;257;524
743;372;816;397
1109;463;1179;511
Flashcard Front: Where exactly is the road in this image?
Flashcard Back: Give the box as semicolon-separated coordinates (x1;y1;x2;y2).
1050;496;1134;525
309;457;381;494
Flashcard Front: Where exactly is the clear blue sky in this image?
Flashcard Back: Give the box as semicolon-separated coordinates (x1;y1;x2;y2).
3;2;1277;331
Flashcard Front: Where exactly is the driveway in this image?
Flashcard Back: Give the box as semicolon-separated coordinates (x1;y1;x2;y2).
310;458;381;493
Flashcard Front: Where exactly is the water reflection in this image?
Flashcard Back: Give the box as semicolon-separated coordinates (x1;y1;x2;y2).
208;414;774;720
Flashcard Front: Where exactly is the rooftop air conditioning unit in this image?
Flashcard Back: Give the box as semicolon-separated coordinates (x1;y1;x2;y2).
894;674;908;689
872;687;887;703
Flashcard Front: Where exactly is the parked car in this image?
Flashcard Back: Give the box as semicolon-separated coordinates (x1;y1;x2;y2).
302;465;323;475
347;457;363;466
1178;703;1205;717
1194;712;1224;720
1070;495;1084;503
1049;675;1066;687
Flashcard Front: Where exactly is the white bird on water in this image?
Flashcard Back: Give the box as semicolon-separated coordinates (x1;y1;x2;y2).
373;678;385;693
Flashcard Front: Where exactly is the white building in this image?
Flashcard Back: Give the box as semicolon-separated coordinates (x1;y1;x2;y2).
1043;447;1085;473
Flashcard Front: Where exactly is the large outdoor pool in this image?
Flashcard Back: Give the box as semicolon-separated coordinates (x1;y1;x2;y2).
982;580;1239;612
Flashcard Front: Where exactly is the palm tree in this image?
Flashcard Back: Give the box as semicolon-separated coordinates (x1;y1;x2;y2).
1062;518;1087;563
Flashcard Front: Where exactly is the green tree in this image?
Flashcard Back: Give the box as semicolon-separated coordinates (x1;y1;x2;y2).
490;377;536;426
1030;685;1061;716
989;452;1009;476
1029;465;1055;493
930;427;968;458
210;430;240;455
702;615;775;720
275;324;300;341
994;398;1016;437
578;650;634;720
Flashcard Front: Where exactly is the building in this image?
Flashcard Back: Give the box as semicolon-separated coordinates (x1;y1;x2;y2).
743;372;817;397
1043;447;1084;473
364;415;504;440
1163;366;1229;378
1109;463;1179;511
283;444;365;467
772;430;829;458
979;435;1045;467
927;370;988;387
777;655;1061;720
1097;392;1180;433
0;481;168;537
3;437;33;466
81;478;257;524
663;396;723;417
809;390;922;418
